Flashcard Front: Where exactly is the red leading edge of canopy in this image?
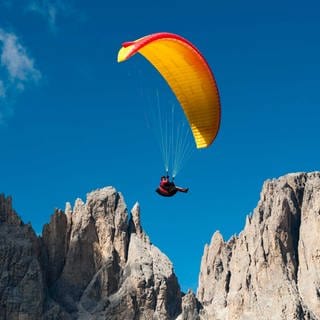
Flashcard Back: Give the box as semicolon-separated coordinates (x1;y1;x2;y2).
121;32;210;70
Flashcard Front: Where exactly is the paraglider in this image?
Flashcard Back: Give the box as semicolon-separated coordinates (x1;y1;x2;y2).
156;175;189;197
117;32;221;196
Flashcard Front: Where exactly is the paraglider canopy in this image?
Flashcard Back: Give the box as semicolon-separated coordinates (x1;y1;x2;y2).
117;32;221;149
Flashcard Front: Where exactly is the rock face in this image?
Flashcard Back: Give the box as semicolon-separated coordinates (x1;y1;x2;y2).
0;172;319;319
0;187;181;320
197;172;320;320
0;195;45;320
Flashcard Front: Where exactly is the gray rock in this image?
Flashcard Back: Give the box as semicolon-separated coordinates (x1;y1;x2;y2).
1;172;319;319
43;187;182;319
197;172;320;320
0;194;45;320
42;208;69;286
298;173;320;317
176;290;201;320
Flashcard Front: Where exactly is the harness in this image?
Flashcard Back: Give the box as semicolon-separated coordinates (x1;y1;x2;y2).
156;185;178;197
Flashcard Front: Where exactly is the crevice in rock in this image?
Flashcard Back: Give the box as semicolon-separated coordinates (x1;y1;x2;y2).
291;208;301;282
114;192;121;213
214;258;224;280
260;237;268;263
246;273;251;290
288;185;303;282
225;271;231;294
126;214;134;262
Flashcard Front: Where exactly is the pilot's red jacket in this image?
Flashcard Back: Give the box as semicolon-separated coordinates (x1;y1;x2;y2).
156;178;177;197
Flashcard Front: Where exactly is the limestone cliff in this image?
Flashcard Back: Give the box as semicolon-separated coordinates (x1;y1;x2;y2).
0;187;181;320
0;172;319;320
197;172;320;319
0;195;45;319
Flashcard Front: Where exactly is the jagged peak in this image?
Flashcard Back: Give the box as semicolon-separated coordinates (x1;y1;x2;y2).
65;202;72;214
86;186;118;201
1;173;319;319
209;230;224;246
130;202;142;233
0;193;22;226
198;171;320;319
131;201;140;213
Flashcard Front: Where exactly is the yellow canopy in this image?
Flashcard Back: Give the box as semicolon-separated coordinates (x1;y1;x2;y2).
118;32;221;149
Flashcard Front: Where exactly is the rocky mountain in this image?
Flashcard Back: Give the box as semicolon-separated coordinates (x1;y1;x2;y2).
198;172;320;319
0;172;319;319
0;188;181;320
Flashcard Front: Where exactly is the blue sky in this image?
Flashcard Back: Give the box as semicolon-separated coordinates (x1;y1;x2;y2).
1;0;320;292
